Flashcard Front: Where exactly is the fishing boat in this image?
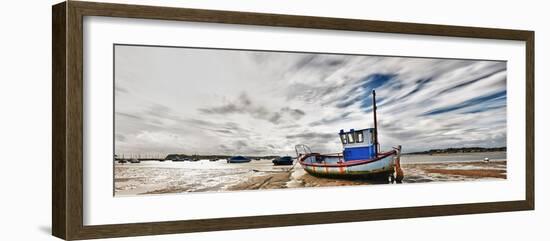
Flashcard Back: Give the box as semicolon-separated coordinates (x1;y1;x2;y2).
227;156;251;163
164;154;181;161
272;156;293;166
295;90;404;182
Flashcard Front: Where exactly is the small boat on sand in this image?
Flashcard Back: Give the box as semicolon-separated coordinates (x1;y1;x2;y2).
295;90;403;182
172;156;189;162
272;156;293;166
227;156;251;163
164;154;183;161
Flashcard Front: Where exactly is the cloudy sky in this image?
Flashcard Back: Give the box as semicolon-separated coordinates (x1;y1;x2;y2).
114;45;506;156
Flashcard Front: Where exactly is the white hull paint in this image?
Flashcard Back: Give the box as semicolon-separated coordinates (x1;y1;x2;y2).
299;152;397;177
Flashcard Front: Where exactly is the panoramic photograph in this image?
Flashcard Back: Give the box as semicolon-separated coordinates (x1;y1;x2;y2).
113;44;507;196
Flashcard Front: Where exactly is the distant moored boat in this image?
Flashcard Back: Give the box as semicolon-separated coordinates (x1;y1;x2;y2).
227;156;251;163
272;156;293;166
129;158;140;164
170;155;189;162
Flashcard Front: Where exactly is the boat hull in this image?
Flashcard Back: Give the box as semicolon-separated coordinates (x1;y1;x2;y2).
227;159;251;163
273;161;293;166
273;157;293;166
298;151;396;178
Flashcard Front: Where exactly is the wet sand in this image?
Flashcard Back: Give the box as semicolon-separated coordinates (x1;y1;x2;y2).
115;158;506;196
402;160;506;183
227;172;291;190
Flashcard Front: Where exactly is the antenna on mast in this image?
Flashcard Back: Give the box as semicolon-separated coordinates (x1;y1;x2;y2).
372;89;379;154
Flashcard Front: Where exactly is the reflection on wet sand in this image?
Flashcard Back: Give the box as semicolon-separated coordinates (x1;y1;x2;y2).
114;153;506;196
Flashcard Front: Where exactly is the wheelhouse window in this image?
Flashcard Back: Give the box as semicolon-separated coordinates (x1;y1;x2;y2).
340;134;347;144
356;131;364;143
347;133;355;143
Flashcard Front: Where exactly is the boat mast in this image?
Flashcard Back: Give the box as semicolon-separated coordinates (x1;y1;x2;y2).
372;89;379;154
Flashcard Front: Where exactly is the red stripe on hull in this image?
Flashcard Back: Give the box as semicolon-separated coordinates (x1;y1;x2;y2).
298;150;396;168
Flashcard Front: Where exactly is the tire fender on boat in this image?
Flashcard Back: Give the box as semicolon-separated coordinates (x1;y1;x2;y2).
394;145;404;183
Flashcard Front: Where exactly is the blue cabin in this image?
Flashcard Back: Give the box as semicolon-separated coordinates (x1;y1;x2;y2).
339;128;377;161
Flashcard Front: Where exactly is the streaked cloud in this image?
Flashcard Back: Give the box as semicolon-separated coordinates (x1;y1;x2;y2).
115;45;506;155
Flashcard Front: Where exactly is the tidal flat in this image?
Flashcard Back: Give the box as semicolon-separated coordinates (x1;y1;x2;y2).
114;152;506;196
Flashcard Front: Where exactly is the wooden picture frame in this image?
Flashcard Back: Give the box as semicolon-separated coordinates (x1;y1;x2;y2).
52;1;534;240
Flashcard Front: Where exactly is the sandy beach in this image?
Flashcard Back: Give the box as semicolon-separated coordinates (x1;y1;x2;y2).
114;152;506;196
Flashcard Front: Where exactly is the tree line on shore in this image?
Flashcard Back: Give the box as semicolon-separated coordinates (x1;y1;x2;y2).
164;154;282;160
405;146;506;155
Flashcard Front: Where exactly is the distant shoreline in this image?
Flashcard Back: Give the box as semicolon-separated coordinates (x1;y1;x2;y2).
116;147;507;160
404;147;506;155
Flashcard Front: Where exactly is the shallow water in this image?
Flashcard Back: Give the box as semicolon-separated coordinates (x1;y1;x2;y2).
401;151;506;164
115;159;293;195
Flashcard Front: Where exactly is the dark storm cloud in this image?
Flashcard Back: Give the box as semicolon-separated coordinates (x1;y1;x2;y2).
198;93;254;115
280;124;301;129
280;107;306;119
286;132;335;140
115;134;126;141
183;118;217;127
116;112;143;120
286;82;344;104
292;55;316;71
199;92;306;125
212;129;233;134
234;140;249;148
291;55;349;71
398;77;434;100
183;119;251;138
309;112;352;127
378;121;425;140
268;112;282;124
144;103;183;122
